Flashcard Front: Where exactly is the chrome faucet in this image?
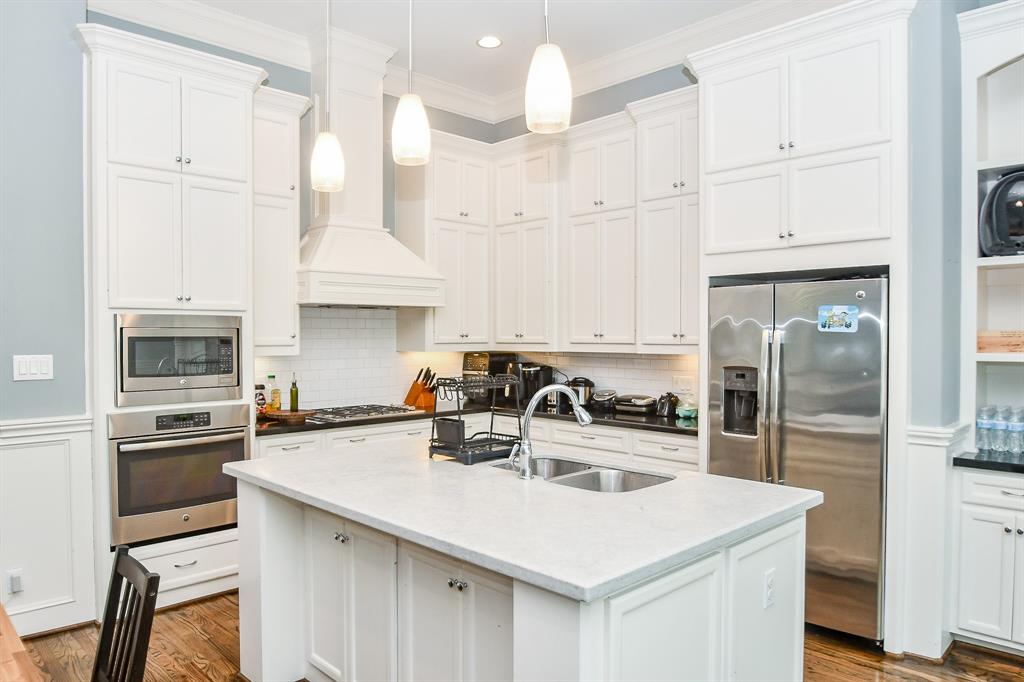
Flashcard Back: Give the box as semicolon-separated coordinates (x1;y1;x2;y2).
512;384;593;480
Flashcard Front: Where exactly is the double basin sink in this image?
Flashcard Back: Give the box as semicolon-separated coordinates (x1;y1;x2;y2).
494;457;673;493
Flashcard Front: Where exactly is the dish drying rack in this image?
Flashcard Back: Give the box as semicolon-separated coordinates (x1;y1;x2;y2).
429;375;523;465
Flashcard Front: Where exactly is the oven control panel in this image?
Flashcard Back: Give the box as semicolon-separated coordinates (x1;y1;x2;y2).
156;411;212;430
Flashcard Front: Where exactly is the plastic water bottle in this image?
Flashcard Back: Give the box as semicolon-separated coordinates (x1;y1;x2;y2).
990;406;1012;453
1008;407;1024;456
976;405;996;451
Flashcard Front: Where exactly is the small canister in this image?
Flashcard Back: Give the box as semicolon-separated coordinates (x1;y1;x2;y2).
254;384;268;417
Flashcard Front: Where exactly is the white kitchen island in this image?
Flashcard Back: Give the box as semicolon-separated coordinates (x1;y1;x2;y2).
225;447;822;682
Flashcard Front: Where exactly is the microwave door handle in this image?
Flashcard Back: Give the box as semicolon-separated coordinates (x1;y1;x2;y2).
757;329;771;483
120;431;245;452
769;330;784;485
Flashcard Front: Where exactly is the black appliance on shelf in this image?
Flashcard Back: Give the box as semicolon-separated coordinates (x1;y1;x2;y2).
520;364;554;405
462;352;520;407
979;165;1024;256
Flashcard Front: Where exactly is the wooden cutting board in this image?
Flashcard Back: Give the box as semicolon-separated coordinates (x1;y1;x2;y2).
261;409;317;425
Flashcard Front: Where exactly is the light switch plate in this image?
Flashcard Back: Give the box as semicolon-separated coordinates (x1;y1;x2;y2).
5;568;23;595
12;354;54;381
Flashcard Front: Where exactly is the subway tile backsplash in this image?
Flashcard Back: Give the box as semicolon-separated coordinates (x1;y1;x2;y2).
255;308;698;408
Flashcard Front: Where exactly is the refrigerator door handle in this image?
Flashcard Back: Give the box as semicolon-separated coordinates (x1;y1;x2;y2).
769;330;784;485
757;329;772;483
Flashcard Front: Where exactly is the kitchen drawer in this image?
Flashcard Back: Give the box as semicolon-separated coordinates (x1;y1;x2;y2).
259;432;322;458
544;444;630;468
131;536;238;596
493;415;548;442
961;471;1024;511
550;423;630;455
634;455;698;474
632;432;699;466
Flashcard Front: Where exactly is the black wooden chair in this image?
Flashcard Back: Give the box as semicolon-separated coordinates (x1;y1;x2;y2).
92;545;160;682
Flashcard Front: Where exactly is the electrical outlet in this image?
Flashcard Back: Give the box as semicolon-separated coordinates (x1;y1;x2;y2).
12;355;53;381
5;568;23;595
672;375;695;394
763;568;776;609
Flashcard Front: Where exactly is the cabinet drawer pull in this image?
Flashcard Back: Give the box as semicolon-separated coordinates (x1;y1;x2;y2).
778;143;785;150
173;560;198;569
660;445;680;452
280;445;301;451
289;184;295;190
1000;489;1024;497
580;435;596;440
333;532;350;543
407;431;424;436
349;437;366;443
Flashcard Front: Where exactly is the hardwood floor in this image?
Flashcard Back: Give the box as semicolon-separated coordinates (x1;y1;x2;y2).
24;592;1024;681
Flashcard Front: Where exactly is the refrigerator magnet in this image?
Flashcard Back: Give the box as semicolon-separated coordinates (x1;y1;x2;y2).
817;305;859;333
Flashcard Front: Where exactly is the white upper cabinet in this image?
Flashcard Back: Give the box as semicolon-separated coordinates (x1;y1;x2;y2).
787;27;890;157
495;150;550;225
566;209;634;345
705;163;787;254
432;222;464;344
567;214;601;344
253;88;307;355
704;59;787;173
430;221;490;345
494;220;551;344
637;113;681;202
569;127;634;215
433;151;489;225
107;60;182;173
181;176;247;310
637;198;681;345
181;76;248;181
680;108;699;196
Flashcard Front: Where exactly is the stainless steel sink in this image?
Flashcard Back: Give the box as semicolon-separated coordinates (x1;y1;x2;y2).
493;457;673;492
548;468;673;493
493;457;593;479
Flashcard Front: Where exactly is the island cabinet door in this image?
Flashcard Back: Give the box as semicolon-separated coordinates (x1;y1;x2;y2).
305;510;397;682
606;552;723;682
459;564;513;682
398;543;463;682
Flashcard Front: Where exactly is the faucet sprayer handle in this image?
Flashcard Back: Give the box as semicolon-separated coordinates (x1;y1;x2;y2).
508;442;521;469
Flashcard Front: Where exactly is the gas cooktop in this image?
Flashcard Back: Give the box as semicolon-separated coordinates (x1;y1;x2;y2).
305;404;421;424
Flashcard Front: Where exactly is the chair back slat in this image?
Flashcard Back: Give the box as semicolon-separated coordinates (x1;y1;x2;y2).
91;546;160;682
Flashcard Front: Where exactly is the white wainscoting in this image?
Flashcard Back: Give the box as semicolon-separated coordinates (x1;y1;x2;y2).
900;423;969;659
0;416;96;635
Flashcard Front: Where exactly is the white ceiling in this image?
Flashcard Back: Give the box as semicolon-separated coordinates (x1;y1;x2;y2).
194;0;755;96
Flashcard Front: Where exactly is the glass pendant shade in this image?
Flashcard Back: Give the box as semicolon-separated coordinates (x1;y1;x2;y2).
525;42;572;134
310;131;345;192
391;93;431;166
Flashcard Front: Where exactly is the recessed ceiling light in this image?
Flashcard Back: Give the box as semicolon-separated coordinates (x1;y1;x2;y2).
477;35;502;49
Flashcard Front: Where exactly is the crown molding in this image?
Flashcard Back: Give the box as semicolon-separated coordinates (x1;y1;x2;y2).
906;423;970;449
384;64;497;122
87;0;309;70
958;0;1024;42
626;84;698;121
255;86;311;116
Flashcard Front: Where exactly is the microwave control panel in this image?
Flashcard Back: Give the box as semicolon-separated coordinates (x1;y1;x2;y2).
156;411;212;431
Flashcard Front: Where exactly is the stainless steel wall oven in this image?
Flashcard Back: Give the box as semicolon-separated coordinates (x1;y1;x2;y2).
108;405;250;545
116;314;241;407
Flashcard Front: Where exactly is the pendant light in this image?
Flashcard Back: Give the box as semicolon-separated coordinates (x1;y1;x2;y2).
391;0;431;166
311;0;345;192
524;0;572;134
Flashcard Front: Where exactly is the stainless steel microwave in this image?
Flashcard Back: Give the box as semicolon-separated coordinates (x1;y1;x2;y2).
116;314;241;407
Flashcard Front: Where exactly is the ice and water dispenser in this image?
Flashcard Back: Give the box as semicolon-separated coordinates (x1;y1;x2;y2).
722;367;759;436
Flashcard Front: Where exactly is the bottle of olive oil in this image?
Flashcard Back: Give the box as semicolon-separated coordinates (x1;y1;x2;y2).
267;374;281;411
289;373;299;412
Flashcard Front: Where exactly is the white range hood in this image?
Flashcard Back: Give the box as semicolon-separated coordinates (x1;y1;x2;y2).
297;28;444;308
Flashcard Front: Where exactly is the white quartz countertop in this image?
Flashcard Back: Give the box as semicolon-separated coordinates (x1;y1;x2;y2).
225;449;822;602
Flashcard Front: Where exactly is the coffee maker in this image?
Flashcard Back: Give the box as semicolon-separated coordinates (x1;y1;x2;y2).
462;352;520;407
520;364;554;406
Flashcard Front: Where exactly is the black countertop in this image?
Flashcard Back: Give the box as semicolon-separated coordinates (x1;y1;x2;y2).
256;405;698;438
953;450;1024;475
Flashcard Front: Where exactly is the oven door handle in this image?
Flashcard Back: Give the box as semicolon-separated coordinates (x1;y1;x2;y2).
120;431;246;452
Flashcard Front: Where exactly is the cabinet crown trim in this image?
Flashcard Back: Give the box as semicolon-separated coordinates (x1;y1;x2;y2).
958;0;1024;42
906;423;970;448
75;23;267;88
254;87;311;115
626;85;698;121
565;111;635;142
685;0;916;77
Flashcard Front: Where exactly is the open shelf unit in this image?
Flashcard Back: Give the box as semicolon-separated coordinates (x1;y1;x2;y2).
958;1;1024;453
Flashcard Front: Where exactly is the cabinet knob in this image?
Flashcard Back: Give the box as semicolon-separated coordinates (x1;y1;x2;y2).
599;200;604;205
672;333;678;338
184;157;191;164
788;141;795;149
333;531;349;543
680;180;685;187
779;143;785;150
679;333;685;339
778;233;786;240
290;333;297;339
673;182;679;188
456;580;467;592
175;156;182;163
290;184;295;190
599;333;605;338
1018;529;1023;535
787;230;794;238
177;295;184;302
447;578;456;588
593;200;599;206
184;295;192;302
1005;527;1012;534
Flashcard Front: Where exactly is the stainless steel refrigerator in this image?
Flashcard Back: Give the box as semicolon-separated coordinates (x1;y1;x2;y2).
708;273;887;641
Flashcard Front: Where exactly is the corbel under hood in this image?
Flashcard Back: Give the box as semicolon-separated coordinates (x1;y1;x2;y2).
297;223;445;307
296;27;444;308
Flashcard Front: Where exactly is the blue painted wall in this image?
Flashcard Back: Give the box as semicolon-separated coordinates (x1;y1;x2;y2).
0;0;87;420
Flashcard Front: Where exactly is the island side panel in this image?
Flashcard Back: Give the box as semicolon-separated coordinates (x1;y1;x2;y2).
513;581;584;681
237;481;307;682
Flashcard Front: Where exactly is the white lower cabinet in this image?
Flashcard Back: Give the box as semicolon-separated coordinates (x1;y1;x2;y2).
955;470;1024;649
398;542;513;682
305;509;397;682
128;530;238;609
607;553;723;681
